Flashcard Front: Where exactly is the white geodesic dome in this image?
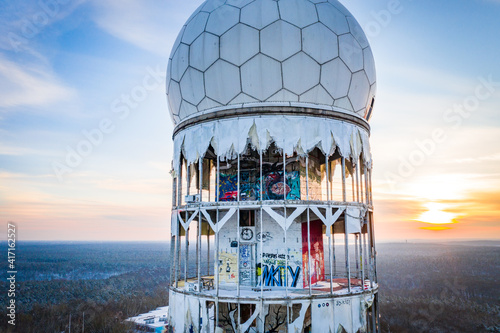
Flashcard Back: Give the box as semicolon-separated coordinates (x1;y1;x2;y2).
166;0;376;125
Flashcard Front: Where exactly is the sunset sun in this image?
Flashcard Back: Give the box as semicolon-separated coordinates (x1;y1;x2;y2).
417;202;457;225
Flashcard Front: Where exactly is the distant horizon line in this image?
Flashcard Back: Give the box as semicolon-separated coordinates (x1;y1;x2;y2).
2;238;499;244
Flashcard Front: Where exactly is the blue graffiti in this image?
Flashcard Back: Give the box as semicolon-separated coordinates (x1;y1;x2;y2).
260;265;301;288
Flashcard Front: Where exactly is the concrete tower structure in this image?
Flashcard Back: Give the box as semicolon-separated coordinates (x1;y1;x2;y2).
166;0;378;332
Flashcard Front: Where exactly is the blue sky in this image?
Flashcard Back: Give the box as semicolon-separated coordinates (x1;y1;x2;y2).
0;0;499;241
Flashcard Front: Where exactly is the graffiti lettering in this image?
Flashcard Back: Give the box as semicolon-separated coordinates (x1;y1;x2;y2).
260;265;301;288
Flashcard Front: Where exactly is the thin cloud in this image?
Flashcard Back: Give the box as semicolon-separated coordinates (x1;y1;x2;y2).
0;55;76;108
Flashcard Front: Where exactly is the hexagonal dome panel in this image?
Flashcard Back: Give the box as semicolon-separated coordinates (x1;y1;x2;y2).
261;21;301;61
363;48;376;85
283;52;320;95
300;85;334;106
348;71;370;112
347;16;369;49
190;33;219;72
302;23;339;64
198;97;222;111
317;2;349;35
182;12;209;45
339;34;363;73
204;60;241;105
321;58;351;99
180;68;205;105
168;81;182;116
221;24;259;66
278;0;318;28
170;43;189;82
334;96;354;111
166;0;377;124
241;54;282;100
206;5;240;36
179;101;198;119
241;0;279;30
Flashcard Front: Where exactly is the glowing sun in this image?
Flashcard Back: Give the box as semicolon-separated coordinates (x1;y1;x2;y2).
417;203;457;225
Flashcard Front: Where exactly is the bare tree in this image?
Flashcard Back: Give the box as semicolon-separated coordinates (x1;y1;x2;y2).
265;305;286;333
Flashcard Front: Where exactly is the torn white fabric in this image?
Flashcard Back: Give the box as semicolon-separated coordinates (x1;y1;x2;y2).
171;211;178;236
240;302;261;333
289;301;310;333
173;116;372;176
346;207;362;234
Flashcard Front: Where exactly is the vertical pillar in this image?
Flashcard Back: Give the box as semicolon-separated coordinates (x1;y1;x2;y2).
355;234;359;279
237;153;241;330
184;161;190;283
306;156;312;294
185;221;189;282
341;157;350;292
283;150;288;301
360;232;364;288
365;167;370;204
344;218;351;293
341;157;346;202
207;223;211;276
360;162;365;204
366;212;374;289
362;230;368;286
370;212;377;284
176;222;181;288
178;159;183;210
355;161;360;202
332;230;336;277
170;235;176;286
259;150;264;296
215;142;220;328
326;155;333;295
198;159;202;291
171;173;177;287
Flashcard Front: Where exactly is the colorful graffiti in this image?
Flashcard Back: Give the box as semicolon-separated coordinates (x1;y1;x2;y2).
219;171;301;201
302;220;325;287
261;171;300;200
219;173;238;201
260;265;301;287
258;253;301;288
240;171;258;200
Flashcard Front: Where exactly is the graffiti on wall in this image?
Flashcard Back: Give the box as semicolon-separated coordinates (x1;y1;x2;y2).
256;231;273;243
302;220;325;287
261;171;300;200
258;253;302;288
240;171;258;200
219;173;238;201
218;171;301;201
260;264;301;287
